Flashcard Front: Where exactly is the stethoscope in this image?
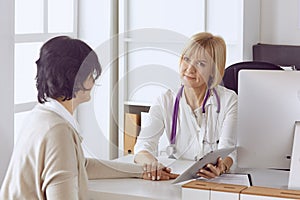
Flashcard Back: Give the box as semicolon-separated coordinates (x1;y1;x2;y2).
166;85;221;159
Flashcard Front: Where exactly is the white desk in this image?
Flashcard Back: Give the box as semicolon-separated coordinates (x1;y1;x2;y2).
237;168;290;189
88;156;291;200
88;179;180;200
88;155;193;200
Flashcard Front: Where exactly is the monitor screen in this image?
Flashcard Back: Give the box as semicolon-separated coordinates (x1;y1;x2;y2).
237;70;300;169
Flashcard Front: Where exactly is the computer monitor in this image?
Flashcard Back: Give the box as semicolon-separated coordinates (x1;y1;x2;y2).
237;70;300;170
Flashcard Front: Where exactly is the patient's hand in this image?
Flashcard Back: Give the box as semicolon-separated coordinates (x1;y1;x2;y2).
142;162;179;181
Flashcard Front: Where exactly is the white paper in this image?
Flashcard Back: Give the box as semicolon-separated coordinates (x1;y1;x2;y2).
198;173;251;187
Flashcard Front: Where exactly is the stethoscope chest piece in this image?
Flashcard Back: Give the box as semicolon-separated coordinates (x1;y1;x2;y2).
166;145;176;159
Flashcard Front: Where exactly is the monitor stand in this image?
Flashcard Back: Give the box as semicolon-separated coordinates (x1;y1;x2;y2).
288;121;300;190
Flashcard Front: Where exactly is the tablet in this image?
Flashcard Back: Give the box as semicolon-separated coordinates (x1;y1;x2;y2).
172;147;236;184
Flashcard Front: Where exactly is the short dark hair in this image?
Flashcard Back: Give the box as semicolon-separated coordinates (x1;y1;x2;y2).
35;36;102;103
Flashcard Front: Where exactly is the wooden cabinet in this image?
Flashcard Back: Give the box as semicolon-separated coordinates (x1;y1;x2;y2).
123;102;150;156
124;113;140;155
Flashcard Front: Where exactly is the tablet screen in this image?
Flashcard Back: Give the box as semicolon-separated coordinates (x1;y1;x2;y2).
172;147;236;184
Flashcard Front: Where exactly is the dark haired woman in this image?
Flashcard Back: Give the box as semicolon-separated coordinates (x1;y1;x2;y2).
0;36;177;200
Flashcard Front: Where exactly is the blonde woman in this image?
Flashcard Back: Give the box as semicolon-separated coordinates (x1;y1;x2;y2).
134;32;237;180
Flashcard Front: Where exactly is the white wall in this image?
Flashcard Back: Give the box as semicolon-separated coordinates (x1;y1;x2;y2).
0;0;14;186
260;0;300;45
77;0;113;160
243;0;261;60
0;1;299;187
77;0;300;160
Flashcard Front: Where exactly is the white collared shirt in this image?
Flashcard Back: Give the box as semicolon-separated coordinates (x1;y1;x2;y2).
134;85;237;163
43;98;81;135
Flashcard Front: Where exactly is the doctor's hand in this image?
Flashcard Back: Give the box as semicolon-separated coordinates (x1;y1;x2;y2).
135;150;179;181
196;157;229;179
142;161;179;181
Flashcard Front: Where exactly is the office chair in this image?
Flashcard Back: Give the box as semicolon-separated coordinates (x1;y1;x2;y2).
222;61;283;94
253;43;300;70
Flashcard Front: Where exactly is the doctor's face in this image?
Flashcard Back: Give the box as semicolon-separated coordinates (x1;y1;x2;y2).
179;50;213;89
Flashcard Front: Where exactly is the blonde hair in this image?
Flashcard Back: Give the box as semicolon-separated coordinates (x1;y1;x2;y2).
180;32;226;88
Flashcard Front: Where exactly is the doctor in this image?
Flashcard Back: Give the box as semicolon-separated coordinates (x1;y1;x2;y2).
134;32;237;180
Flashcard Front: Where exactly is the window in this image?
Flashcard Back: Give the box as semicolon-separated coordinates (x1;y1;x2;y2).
14;0;78;143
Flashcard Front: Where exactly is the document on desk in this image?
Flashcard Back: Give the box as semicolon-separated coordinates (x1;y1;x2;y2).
198;173;252;187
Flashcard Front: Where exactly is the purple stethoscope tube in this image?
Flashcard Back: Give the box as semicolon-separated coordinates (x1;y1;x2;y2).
170;85;221;146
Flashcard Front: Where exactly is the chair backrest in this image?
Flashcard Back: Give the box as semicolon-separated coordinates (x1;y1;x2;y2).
253;43;300;70
222;61;283;94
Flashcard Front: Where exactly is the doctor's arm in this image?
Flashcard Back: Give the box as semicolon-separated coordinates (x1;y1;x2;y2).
133;103;164;164
133;104;178;180
134;150;157;164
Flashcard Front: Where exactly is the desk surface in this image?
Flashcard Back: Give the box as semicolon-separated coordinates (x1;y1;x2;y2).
88;155;193;200
89;179;181;200
88;155;291;200
237;168;289;189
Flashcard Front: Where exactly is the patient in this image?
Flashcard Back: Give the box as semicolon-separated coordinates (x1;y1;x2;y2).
0;36;178;200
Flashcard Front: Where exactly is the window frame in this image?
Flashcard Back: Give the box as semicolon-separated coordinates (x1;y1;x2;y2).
14;0;78;114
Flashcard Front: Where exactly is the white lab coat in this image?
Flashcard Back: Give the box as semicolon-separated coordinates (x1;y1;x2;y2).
134;85;237;164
